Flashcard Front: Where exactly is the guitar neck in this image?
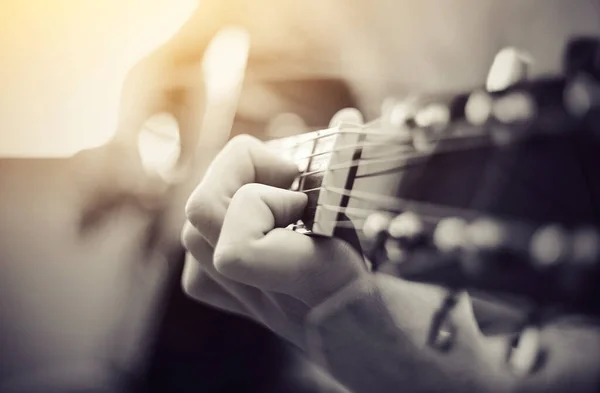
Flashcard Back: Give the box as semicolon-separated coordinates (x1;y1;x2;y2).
265;124;365;235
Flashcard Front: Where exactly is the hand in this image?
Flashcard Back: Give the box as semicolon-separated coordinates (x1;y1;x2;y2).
75;46;205;232
181;134;369;348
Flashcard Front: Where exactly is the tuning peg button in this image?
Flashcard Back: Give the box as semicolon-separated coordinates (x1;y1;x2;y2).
465;218;510;252
461;218;519;276
387;212;427;248
465;91;493;126
433;217;468;253
486;47;532;93
329;107;365;128
492;92;537;124
509;326;542;376
563;37;600;79
572;227;600;267
384;239;408;264
564;74;600;118
415;104;451;130
529;224;570;268
363;212;394;241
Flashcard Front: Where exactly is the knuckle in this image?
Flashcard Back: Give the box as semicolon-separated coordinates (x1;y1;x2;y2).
213;243;245;276
227;134;260;150
181;259;212;301
185;188;214;227
180;224;201;253
235;183;263;200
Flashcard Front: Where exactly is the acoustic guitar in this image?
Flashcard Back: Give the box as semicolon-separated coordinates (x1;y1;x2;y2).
263;37;600;368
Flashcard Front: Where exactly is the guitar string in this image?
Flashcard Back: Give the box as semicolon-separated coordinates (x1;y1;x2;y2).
317;187;480;219
282;131;492;180
265;126;412;151
298;186;479;222
291;140;413;161
270;124;565;232
291;134;571;221
267;118;489;158
292;128;499;180
297;149;432;179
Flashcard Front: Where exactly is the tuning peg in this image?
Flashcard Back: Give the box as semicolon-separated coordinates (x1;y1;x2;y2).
411;103;452;152
329;107;365;128
486;47;532;93
414;103;451;129
433;217;469;253
489;91;537;145
492;91;537;124
529;224;570;268
465;90;493;126
563;37;600;79
508;325;542;376
380;212;428;265
387;212;427;248
363;212;394;241
461;218;519;276
464;218;510;252
428;292;459;352
571;226;600;267
384;238;407;264
564;73;600;118
382;97;419;130
363;212;395;270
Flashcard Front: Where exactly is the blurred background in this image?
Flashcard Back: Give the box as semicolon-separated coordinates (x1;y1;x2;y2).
1;0;599;392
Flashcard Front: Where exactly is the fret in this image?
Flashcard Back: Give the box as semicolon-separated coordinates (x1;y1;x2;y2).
265;124;366;236
311;123;364;237
301;131;337;230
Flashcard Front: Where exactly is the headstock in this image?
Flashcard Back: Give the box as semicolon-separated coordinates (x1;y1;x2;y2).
358;37;600;319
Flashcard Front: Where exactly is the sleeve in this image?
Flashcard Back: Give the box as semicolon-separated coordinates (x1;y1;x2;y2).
303;274;515;393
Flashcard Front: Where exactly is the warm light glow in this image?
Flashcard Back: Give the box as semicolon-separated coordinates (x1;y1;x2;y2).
0;0;198;157
195;26;251;150
203;27;251;103
137;113;181;179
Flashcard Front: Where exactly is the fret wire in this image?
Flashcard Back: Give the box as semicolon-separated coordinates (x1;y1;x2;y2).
300;187;322;193
299;134;318;191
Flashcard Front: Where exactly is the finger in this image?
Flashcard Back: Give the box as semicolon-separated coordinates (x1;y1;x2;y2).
181;253;250;318
328;107;364;128
181;221;270;318
214;184;368;307
185;134;299;246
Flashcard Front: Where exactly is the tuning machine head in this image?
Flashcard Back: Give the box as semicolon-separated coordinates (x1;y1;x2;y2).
363;211;431;269
486;47;531;93
564;36;600;79
384;212;429;264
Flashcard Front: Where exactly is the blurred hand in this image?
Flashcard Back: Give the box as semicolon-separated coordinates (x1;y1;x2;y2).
115;48;206;168
181;134;369;348
75;44;206;232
